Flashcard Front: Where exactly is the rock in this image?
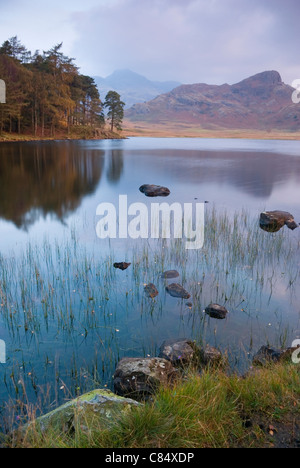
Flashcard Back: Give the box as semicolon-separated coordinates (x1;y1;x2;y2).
144;283;159;298
259;211;298;233
205;304;228;320
252;346;282;366
158;339;197;366
158;340;226;369
279;346;300;362
160;270;180;279
113;357;177;400
139;184;170;197
113;262;131;271
253;345;300;366
22;389;141;436
166;283;191;299
199;345;226;367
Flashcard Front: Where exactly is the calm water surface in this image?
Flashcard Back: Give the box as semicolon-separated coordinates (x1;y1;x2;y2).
0;137;300;417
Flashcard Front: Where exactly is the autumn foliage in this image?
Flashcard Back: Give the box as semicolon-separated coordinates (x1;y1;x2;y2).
0;37;105;138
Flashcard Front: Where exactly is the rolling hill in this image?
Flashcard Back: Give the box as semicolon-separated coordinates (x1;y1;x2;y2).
125;71;300;132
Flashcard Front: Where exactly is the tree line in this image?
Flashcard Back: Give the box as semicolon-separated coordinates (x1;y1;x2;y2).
0;37;125;138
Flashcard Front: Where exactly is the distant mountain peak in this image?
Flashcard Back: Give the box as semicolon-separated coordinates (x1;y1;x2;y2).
235;70;283;87
108;69;145;78
93;70;181;108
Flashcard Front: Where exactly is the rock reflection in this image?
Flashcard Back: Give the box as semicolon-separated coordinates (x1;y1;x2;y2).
0;142;104;229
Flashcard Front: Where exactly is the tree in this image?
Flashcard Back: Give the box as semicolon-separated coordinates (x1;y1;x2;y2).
0;36;31;63
0;37;105;138
104;91;125;132
71;75;103;127
0;53;32;134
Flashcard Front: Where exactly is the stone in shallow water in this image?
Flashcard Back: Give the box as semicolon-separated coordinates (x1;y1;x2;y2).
252;345;300;367
144;283;159;298
259;211;298;233
199;345;224;367
158;339;196;366
113;262;131;271
205;303;228;320
160;270;180;279
139;184;170;197
113;357;177;400
166;283;191;299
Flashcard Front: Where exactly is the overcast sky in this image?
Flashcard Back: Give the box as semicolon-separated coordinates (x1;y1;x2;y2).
0;0;299;85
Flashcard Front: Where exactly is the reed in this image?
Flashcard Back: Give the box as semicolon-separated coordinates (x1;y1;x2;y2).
0;205;299;430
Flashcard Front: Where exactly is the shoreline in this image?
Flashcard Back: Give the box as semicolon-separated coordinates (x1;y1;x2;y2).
7;362;300;449
1;127;300;143
122;121;300;141
0;129;124;144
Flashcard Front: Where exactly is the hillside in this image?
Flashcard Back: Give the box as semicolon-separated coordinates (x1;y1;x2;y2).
125;71;300;132
93;69;181;108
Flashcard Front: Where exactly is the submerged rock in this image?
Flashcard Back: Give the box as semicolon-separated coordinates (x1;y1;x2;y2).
205;304;228;320
166;283;191;299
113;357;177;400
158;339;196;366
113;262;131;271
139;184;170;197
144;283;159;298
259;211;298;233
160;270;180;279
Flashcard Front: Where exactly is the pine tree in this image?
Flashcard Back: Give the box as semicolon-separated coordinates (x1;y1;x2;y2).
0;38;105;138
104;91;125;132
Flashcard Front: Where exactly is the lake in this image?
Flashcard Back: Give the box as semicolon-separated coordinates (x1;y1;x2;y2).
0;137;300;421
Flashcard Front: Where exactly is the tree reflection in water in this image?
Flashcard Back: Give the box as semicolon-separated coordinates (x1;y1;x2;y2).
0;141;105;229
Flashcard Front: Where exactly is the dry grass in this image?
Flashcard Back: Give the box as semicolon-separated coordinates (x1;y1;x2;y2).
123;120;300;140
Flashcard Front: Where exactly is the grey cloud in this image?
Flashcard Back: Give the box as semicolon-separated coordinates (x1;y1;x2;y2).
70;0;300;85
0;0;299;86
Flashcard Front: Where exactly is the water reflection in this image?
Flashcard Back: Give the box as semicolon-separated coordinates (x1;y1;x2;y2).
0;142;105;229
0;138;299;423
1;140;300;232
136;148;300;199
106;150;124;183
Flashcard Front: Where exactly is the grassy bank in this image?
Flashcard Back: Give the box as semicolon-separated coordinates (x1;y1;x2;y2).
8;363;300;448
0;127;123;142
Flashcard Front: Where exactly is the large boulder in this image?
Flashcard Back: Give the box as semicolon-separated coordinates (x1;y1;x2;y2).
22;389;141;436
113;357;177;400
139;184;170;197
259;211;298;232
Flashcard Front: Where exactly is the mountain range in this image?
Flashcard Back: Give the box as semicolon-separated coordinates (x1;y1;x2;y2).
93;69;181;108
125;71;300;132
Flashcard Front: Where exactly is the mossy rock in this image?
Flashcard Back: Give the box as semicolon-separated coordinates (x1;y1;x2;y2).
22;389;142;436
